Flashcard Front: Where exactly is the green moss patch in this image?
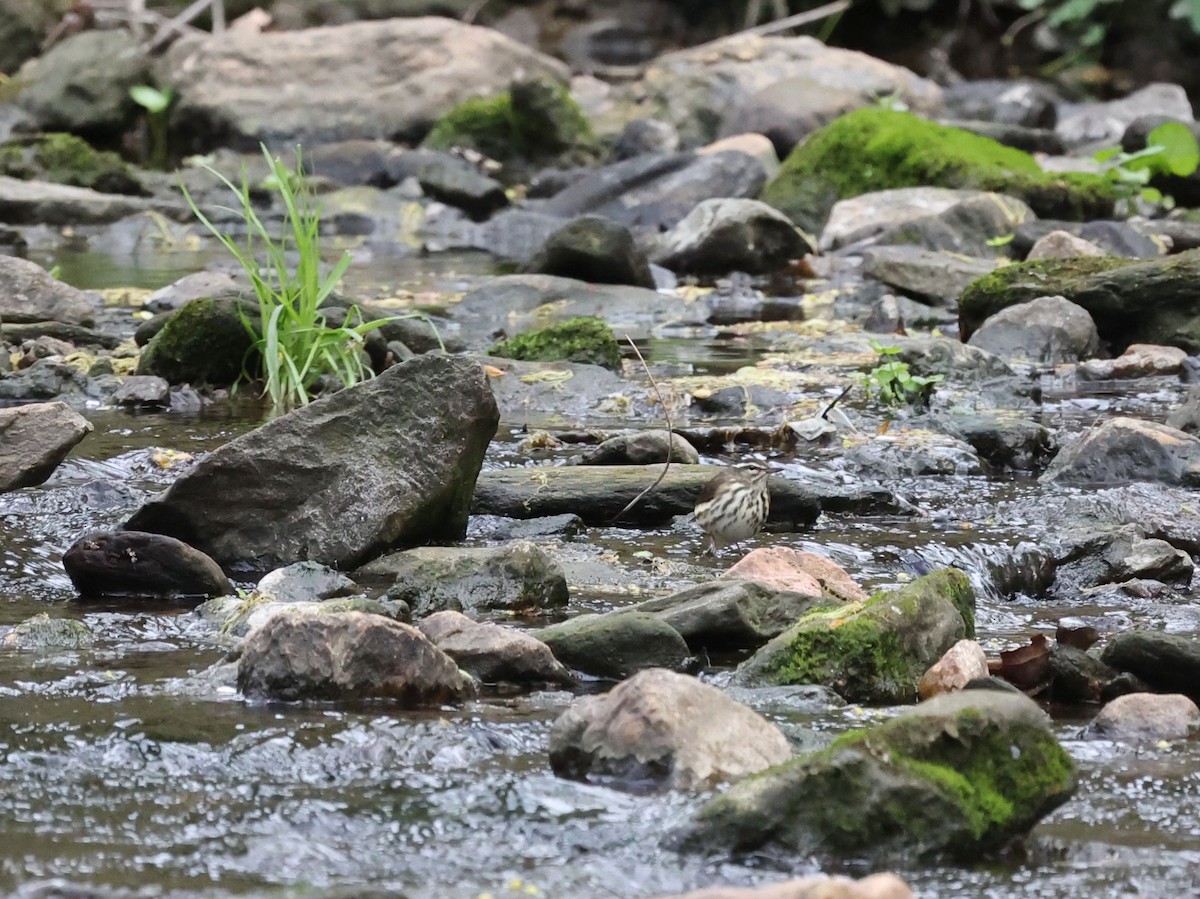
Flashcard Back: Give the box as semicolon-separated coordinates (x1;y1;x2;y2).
489;317;620;369
0;133;146;195
136;295;258;386
761;107;1117;232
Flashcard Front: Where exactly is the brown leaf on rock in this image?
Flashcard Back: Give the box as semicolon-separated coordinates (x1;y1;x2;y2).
1056;624;1101;651
999;634;1052;692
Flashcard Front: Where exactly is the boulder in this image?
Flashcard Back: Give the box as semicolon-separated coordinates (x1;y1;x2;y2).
966;295;1101;364
918;639;990;699
676;689;1075;863
1100;630;1200;695
135;294;256;386
0;401;91;492
626;33;941;147
0;256;94;326
257;561;359;605
162;18;569;150
17;30;148;136
471;464;912;528
520;216;654;288
541;151;766;234
537;612;691;679
355;541;569;617
761;108;1114;234
124;355;498;571
959;250;1200;353
237;610;474;704
653;198;810;276
1084;692;1200;742
1041;418;1200;487
549;668;791;791
62;530;232;598
578;430;700;466
418;610;572;686
732;569;975;704
629;580;829;651
723;548;868;603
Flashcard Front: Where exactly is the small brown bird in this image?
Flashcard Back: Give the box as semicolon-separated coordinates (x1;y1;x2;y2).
694;460;771;554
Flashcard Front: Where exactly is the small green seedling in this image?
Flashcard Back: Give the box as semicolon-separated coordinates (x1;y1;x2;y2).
130;84;174;170
1094;120;1200;208
857;340;944;408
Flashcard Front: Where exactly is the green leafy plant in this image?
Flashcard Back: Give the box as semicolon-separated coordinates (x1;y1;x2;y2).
857;340;944;408
1094;121;1200;208
180;144;402;409
129;85;173;170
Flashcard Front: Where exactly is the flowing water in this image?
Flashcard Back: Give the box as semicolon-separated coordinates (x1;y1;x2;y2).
3;250;1200;898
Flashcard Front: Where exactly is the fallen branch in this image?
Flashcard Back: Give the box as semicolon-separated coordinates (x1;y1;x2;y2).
610;337;674;524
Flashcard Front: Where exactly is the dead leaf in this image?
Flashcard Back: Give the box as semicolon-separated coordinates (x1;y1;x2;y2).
999;634;1052;692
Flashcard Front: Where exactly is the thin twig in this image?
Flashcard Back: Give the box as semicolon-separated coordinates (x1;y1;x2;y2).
610;337;673;524
820;384;854;420
741;0;851;38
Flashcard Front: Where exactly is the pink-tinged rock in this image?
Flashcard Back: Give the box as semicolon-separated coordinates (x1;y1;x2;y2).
418;610;572;686
724;547;867;603
1088;692;1200;742
1112;344;1188;378
650;872;914;899
918;638;989;699
1025;230;1105;260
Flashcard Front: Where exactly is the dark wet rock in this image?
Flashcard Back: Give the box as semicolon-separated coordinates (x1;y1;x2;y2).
1140;217;1200;255
471;464;913;527
526;166;591;199
0;133;145;196
0;3;61;76
762;108;1114;234
578;430;700;466
863;192;1035;258
1048;644;1127;704
959;250;1200;353
1083;692;1200;742
445;207;568;263
63;530;231;599
942;80;1058;129
1026;230;1106;260
0;401;91;492
1048;522;1196;593
1167;385;1200;434
490;513;586;541
932;411;1055;471
163;18;568;150
719;78;865;159
549;668;790;792
257;561;360;605
676;689;1075;863
520;215;654;288
967;295;1100;364
690;385;796;419
237;610;474;704
110;375;169;409
840;431;983;478
1057;82;1193;149
16;30;148;137
125;355;498;572
942;120;1066;155
541;151;766;234
626;33;942;147
356;540;568;617
613;118;679;160
418;610;572;686
0;256;94;326
0;359;92;403
629;580;829;651
1078;343;1188;381
1101;629;1200;695
134;294;256;387
1042;418;1200;488
653;198;810;277
489;317;620;369
1012;220;1164;259
732;569;975;704
2;321;121;350
860;246;997;306
450;274;696;346
537;612;691;679
386;149;507;219
1;613;94;651
0;175;179;226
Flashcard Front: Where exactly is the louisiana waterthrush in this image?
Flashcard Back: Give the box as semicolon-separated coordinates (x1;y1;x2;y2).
694;460;771;554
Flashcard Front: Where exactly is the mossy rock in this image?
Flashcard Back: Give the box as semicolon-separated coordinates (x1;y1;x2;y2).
0;133;146;195
761;107;1117;233
489;316;621;370
959;251;1200;353
732;568;975;703
3;612;94;650
136;294;258;386
423;75;596;168
678;689;1076;863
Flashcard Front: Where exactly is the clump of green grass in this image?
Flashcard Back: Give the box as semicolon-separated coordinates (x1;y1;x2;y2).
180;144;399;408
